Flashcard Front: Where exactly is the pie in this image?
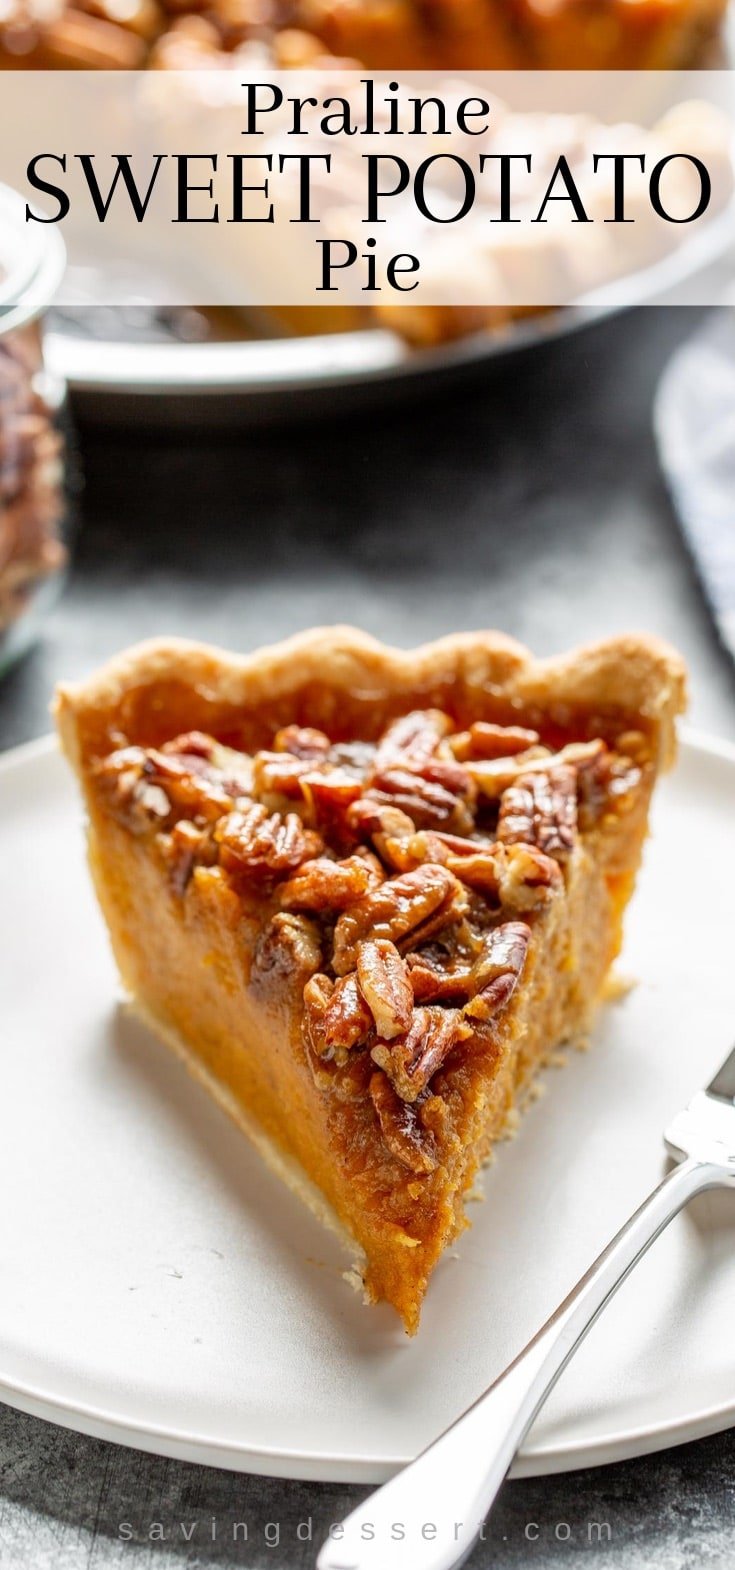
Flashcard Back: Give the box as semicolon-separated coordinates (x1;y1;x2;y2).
1;0;725;71
55;628;685;1332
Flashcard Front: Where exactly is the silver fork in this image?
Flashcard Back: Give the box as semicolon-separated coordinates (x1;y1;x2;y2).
317;1044;735;1570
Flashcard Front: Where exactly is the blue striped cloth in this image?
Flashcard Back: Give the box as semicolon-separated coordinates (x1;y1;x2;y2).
655;311;735;661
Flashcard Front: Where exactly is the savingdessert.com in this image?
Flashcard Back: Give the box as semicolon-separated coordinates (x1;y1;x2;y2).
116;1516;613;1547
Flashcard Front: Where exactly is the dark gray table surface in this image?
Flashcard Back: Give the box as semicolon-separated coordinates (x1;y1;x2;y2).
1;306;734;1569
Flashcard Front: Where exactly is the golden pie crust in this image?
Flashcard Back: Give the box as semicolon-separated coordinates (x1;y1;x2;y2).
56;628;686;1332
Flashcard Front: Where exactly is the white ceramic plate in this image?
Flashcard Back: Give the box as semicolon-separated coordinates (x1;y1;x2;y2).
1;730;734;1482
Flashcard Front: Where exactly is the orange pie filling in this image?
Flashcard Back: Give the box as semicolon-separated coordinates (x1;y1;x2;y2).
55;631;685;1332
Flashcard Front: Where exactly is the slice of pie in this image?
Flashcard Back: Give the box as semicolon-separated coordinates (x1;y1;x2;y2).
55;629;685;1333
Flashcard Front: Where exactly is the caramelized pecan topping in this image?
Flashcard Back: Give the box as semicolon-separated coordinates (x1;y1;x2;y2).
577;748;644;831
371;1006;473;1103
96;707;645;1166
304;1036;375;1102
304;971;373;1059
274;724;331;759
252;751;313;800
160;818;217;895
357;938;414;1041
299;768;365;828
160;730;216;760
367;708;476;834
495;842;563;909
251;912;322;994
367;767;475;834
407;946;478;1003
463;921;530;1021
407;920;530;1012
449;721;540;761
468;739;604;800
332;864;466;975
279;854;382;913
157;736;254;802
497;766;577;859
373;709;453;771
214;805;322;881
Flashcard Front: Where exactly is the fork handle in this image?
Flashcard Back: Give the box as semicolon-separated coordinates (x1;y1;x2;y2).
317;1156;728;1570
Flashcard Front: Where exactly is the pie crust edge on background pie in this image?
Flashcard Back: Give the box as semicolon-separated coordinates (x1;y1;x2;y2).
55;628;687;1333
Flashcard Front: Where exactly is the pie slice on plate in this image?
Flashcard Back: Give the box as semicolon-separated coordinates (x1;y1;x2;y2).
55;629;685;1333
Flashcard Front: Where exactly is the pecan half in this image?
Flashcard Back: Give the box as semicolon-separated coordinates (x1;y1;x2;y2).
367;709;476;834
94;747;173;832
157;736;254;802
251;912;322;995
371;1006;473;1102
577;748;644;831
369;1072;438;1174
273;724;331;760
469;739;605;800
373;709;453;772
141;748;239;820
253;750;312;800
495;842;562;910
407;919;530;1012
302;972;334;1056
497;766;577;859
160;817;217;896
304;972;373;1058
279;854;381;913
407;944;478;1003
357;939;414;1040
449;721;541;761
215;804;322;881
160;730;216;760
367;765;475;834
346;799;417;866
376;826;495;877
444;847;501;895
299;768;365;827
332;864;466;975
325;974;374;1052
464;921;531;1021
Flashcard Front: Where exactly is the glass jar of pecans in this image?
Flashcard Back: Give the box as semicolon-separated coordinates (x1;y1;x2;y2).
0;183;68;676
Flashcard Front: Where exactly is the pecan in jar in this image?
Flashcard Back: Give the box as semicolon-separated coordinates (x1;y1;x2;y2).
0;329;67;655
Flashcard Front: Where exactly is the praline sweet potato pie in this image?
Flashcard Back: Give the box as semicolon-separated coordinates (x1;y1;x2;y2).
56;628;686;1333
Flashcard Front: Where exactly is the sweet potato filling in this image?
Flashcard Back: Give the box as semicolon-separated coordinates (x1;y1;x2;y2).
85;699;653;1331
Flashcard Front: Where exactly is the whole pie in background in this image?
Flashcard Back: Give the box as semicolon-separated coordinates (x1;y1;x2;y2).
56;628;686;1332
0;0;728;70
2;0;729;346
